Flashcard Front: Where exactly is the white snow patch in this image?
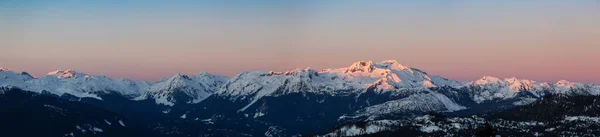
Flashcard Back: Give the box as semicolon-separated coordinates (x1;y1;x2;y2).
339;126;364;136
90;127;103;132
153;97;175;106
420;125;441;133
253;112;265;118
201;118;214;124
76;125;86;133
564;116;600;122
364;125;388;134
104;119;111;125
451;123;461;129
118;120;126;127
338;115;360;120
322;121;397;137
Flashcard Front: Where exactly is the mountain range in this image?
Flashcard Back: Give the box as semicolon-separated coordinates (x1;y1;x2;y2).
1;60;599;136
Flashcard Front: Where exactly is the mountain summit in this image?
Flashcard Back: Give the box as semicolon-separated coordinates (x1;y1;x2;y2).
47;69;81;78
140;73;227;106
0;67;9;72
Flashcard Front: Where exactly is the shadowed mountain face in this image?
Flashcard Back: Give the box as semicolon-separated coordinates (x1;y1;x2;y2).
1;60;600;136
0;88;157;137
0;88;283;137
321;95;600;137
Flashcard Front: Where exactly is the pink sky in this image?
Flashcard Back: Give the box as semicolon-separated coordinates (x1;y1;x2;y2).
0;0;599;83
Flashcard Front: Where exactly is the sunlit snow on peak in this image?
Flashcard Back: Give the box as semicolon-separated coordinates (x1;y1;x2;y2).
0;67;9;72
47;69;81;78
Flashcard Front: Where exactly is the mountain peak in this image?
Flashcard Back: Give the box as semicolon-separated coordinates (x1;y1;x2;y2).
377;60;410;70
47;69;80;78
285;68;317;75
502;77;537;84
47;69;75;75
473;76;539;86
146;72;226;106
0;67;8;72
195;72;210;77
194;72;228;80
380;60;400;64
473;76;503;85
556;80;575;87
346;61;376;73
344;60;413;73
20;72;34;79
504;77;520;83
170;73;190;80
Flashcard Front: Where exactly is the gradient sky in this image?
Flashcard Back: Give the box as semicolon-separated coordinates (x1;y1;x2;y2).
1;0;599;83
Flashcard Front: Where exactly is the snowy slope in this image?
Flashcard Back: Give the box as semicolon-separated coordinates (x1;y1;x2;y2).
552;80;600;95
1;60;599;109
214;60;600;113
0;68;33;88
321;60;463;89
217;60;462;111
24;69;150;99
346;91;467;120
220;60;461;97
0;68;229;106
139;73;227;106
324;94;600;137
320;120;400;137
467;76;600;104
212;60;600;119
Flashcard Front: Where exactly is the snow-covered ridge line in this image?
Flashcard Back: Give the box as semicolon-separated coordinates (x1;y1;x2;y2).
138;73;228;106
467;75;600;103
215;60;600;115
218;60;599;98
1;60;599;106
0;68;229;105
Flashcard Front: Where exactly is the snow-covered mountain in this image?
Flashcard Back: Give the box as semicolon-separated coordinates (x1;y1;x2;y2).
0;68;33;87
221;60;462;97
0;68;230;106
205;60;600;135
467;76;600;105
2;60;600;136
2;69;149;99
217;60;464;111
32;70;150;99
1;60;599;109
323;93;600;137
137;73;227;106
346;90;467;120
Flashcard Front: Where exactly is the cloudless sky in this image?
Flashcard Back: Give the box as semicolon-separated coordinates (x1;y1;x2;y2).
1;0;599;83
